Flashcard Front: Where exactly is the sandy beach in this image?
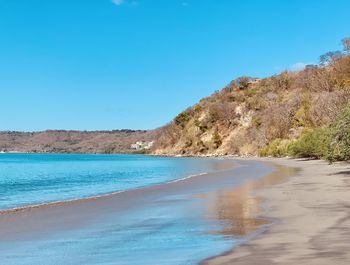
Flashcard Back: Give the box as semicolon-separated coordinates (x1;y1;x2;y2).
204;158;350;265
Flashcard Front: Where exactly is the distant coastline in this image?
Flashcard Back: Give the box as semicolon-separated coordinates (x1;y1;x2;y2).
0;129;157;154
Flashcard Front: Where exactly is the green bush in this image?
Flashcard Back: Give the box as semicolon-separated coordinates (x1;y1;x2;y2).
284;104;350;162
194;104;202;112
175;111;191;127
326;104;350;162
259;139;292;157
288;128;332;159
293;93;313;127
262;104;350;162
259;128;332;160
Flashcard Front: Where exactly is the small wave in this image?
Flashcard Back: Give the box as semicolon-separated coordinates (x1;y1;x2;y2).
0;171;212;215
0;159;241;215
167;172;208;183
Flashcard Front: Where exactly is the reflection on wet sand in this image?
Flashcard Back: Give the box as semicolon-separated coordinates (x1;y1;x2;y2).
202;165;297;237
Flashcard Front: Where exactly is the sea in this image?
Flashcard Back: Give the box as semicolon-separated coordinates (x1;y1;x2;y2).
0;154;275;265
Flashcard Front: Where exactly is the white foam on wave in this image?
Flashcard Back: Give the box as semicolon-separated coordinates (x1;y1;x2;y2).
167;172;208;184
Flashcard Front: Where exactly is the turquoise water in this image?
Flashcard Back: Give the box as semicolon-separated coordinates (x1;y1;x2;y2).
0;154;224;210
0;154;273;265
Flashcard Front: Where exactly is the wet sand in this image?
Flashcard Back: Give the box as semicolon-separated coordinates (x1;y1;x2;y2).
0;159;281;243
203;158;350;265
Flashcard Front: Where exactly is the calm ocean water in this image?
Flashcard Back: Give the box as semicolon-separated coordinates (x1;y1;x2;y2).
0;153;225;210
0;154;274;265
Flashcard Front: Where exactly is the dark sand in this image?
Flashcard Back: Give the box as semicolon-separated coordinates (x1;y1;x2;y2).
203;158;350;265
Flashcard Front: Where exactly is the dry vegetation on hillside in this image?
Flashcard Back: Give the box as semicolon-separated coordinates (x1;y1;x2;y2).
153;37;350;160
0;130;157;154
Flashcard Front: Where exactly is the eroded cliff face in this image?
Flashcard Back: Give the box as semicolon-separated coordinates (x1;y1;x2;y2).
152;54;350;157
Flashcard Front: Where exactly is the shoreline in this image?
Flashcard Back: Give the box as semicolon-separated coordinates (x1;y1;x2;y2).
0;155;300;265
202;157;350;265
0;157;297;265
0;172;212;216
0;156;236;215
0;154;234;215
0;158;278;243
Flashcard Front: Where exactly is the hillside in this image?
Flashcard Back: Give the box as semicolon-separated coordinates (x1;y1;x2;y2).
152;37;350;161
0;130;157;154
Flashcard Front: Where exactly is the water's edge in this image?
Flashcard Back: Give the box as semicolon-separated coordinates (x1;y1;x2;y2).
0;169;227;215
0;156;297;265
199;161;300;265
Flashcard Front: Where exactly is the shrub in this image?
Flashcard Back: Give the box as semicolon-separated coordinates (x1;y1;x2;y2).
309;90;350;127
212;129;222;148
271;71;293;90
207;102;236;124
174;111;191;127
288;128;332;159
252;116;263;128
274;104;350;162
259;139;292;157
293;93;313;127
194;104;202;112
326;104;350;162
236;76;251;90
264;105;295;140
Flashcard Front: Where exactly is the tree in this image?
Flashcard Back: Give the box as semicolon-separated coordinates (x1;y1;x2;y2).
236;76;252;90
174;111;191;127
342;37;350;53
319;51;343;66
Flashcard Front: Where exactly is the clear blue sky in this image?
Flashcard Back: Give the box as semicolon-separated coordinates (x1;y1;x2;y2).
0;0;349;131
